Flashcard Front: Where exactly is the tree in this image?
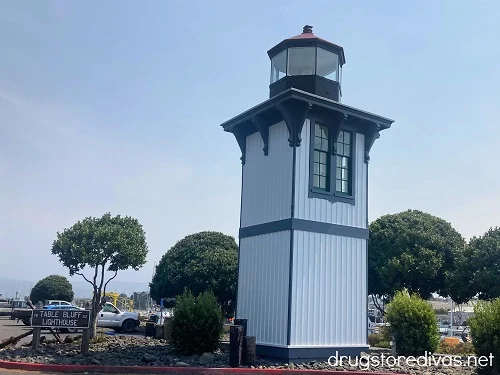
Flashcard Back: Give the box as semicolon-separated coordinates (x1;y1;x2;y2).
30;275;74;305
51;213;148;339
368;209;465;311
443;244;478;304
465;227;500;301
150;231;238;317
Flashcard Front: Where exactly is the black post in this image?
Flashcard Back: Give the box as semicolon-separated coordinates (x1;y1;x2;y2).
229;325;244;367
234;319;247;336
243;336;256;366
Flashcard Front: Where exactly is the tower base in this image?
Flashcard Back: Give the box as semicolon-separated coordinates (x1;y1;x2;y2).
256;344;369;362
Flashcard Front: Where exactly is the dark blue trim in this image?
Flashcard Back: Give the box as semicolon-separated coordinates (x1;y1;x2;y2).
286;128;297;346
235;156;244;320
238;219;291;238
256;344;369;362
239;218;369;240
365;160;369;345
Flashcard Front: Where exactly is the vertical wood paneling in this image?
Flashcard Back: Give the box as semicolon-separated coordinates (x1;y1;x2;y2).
237;231;290;346
294;120;367;228
240;121;292;227
289;231;367;346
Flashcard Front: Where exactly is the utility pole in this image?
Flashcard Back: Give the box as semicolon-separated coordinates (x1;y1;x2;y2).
449;299;454;337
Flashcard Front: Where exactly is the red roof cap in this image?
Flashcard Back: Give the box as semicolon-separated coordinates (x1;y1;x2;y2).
267;25;346;65
287;25;325;41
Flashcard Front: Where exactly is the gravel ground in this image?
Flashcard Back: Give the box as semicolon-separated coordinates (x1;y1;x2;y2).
0;335;484;374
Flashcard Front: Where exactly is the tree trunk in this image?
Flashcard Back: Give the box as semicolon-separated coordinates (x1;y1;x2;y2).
90;307;98;339
372;295;386;316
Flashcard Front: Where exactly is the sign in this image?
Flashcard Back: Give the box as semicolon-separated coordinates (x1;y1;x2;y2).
31;309;90;329
160;298;164;308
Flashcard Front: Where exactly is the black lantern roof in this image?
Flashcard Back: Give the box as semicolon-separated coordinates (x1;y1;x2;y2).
267;25;346;66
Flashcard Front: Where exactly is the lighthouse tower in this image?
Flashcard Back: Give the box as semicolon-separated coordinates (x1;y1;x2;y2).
220;25;394;361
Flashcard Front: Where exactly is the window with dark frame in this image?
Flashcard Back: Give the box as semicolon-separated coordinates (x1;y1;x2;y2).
335;130;352;195
311;123;353;198
312;123;329;190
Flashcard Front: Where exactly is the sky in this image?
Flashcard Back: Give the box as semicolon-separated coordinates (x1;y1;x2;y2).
1;1;499;295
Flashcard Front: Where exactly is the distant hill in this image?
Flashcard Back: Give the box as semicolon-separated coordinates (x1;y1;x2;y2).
0;277;150;300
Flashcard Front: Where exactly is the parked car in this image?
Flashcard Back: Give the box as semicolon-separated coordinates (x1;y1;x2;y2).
8;300;27;320
45;300;74;306
0;301;12;317
43;304;84;311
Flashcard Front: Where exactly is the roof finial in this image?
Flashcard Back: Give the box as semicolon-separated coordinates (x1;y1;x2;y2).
303;25;313;34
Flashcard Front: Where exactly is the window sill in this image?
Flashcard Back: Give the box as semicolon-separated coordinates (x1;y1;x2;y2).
333;192;355;204
309;188;355;206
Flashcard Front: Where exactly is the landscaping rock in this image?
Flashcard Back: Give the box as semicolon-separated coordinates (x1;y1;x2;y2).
64;336;74;343
199;352;214;365
0;335;481;374
142;353;157;363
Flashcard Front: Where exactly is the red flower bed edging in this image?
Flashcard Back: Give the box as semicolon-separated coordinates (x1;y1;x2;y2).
0;360;408;375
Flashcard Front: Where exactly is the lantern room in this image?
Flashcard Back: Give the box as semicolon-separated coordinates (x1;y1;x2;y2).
268;25;345;102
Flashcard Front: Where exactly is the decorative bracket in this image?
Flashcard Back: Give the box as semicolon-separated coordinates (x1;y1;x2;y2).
331;113;349;155
251;115;269;156
276;100;312;147
364;123;380;163
233;128;247;165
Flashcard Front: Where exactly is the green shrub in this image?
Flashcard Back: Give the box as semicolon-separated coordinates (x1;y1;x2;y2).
369;326;392;348
385;290;440;356
378;340;391;348
368;333;383;347
379;325;392;342
468;299;500;375
170;290;224;355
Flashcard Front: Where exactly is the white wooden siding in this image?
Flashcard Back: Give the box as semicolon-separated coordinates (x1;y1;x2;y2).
289;231;367;346
240;121;293;227
294;120;368;228
237;232;290;346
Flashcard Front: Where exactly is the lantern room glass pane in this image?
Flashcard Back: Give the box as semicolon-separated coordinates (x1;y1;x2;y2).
316;48;339;81
270;50;287;83
287;47;316;76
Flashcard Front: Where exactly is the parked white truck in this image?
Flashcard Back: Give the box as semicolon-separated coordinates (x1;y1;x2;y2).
97;302;140;333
